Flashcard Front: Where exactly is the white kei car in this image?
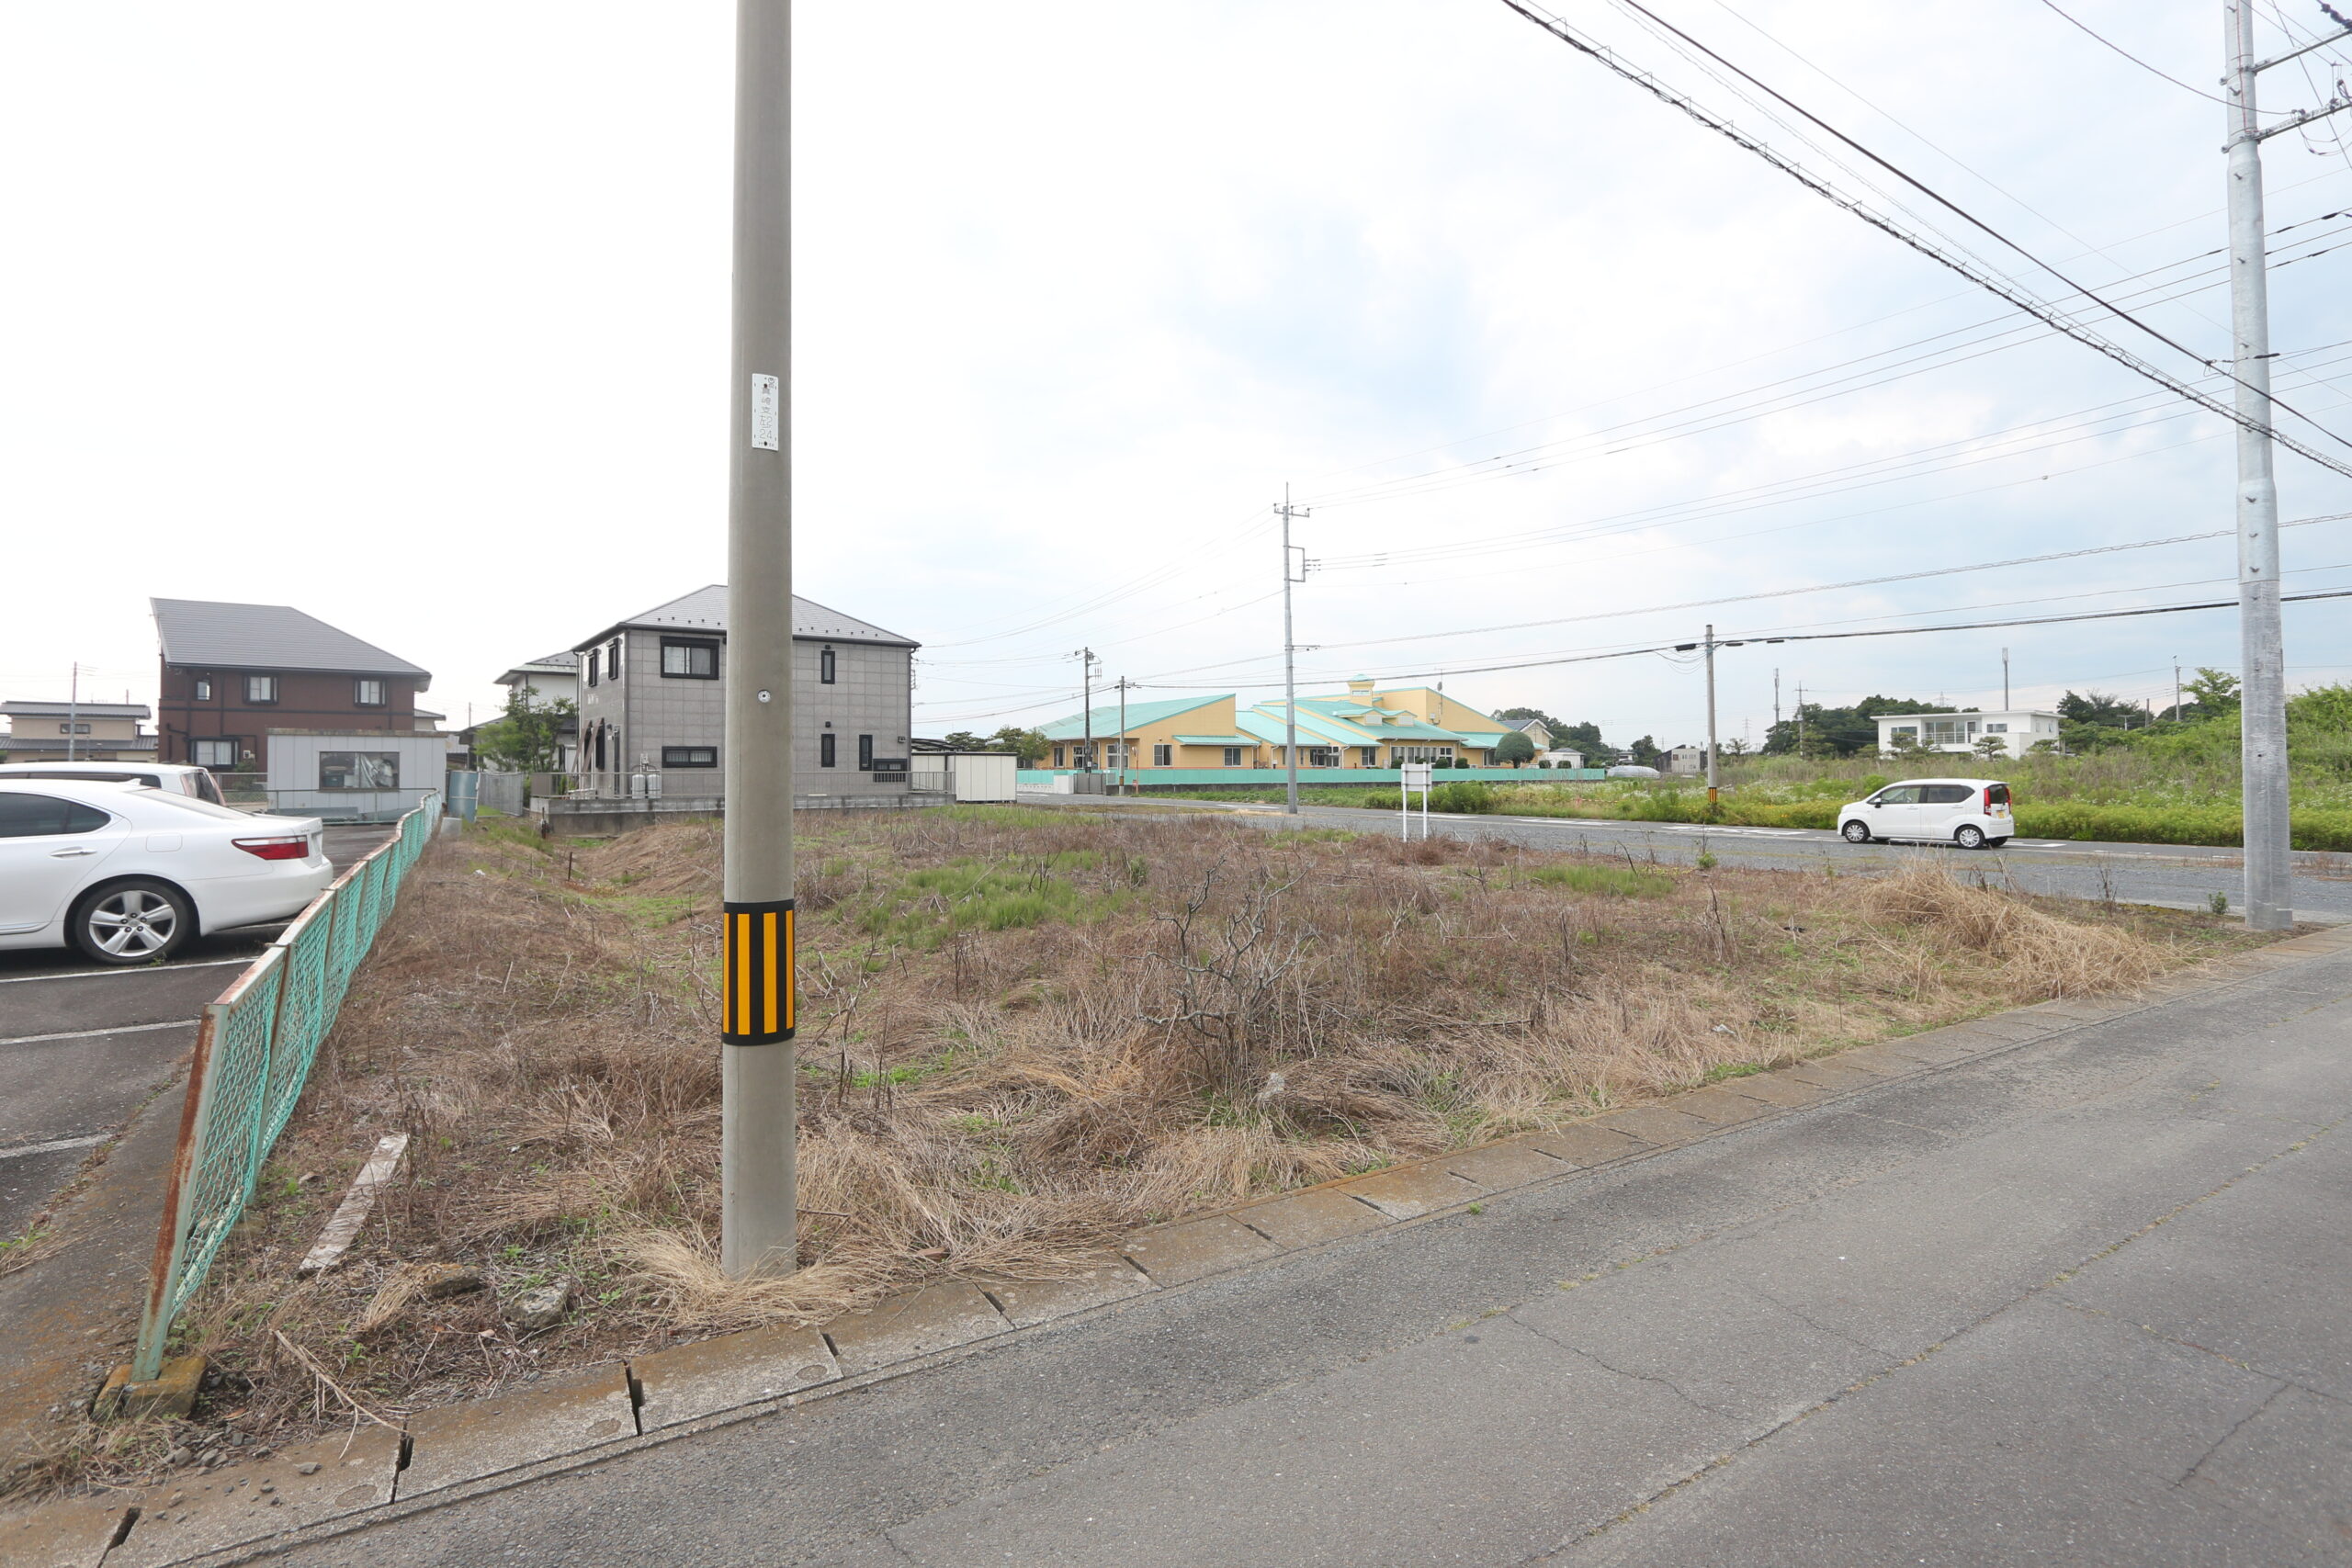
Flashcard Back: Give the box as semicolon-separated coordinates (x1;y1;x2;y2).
1838;777;2015;851
0;780;333;965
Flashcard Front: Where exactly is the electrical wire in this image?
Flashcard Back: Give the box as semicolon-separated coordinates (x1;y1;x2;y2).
2036;0;2250;107
1494;0;2352;476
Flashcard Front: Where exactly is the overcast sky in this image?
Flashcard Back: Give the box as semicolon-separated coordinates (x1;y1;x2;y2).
6;2;2349;751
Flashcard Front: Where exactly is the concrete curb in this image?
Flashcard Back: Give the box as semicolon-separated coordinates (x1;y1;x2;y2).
18;921;2352;1567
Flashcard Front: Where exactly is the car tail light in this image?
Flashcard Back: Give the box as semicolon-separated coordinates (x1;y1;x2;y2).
233;835;311;861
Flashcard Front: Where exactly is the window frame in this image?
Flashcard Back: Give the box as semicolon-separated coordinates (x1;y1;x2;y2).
1152;743;1171;767
820;732;837;768
193;678;212;702
190;739;240;769
661;745;718;769
1223;747;1243;767
586;649;600;688
857;733;875;770
354;678;387;708
820;648;837;684
244;674;278;705
607;637;623;681
318;751;401;791
660;637;721;680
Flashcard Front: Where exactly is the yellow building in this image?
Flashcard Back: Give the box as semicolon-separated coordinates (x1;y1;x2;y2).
1036;679;1521;771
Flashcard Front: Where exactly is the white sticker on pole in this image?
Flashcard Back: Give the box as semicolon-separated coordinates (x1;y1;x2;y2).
750;374;781;451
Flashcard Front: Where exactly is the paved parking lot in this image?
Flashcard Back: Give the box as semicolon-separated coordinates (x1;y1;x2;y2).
0;822;394;1238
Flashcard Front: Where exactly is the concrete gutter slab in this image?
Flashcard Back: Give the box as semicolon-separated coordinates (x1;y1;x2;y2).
1334;1162;1485;1219
1718;1072;1837;1110
632;1323;840;1432
396;1364;636;1498
1235;1189;1390;1248
1779;1060;1885;1093
981;1257;1156;1329
1521;1122;1648;1167
1119;1214;1283;1284
0;1494;128;1568
1597;1105;1717;1146
108;1425;401;1567
826;1280;1009;1376
1668;1085;1777;1126
1442;1138;1572;1190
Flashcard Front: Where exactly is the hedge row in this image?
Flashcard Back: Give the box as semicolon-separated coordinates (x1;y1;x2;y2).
1347;784;2352;852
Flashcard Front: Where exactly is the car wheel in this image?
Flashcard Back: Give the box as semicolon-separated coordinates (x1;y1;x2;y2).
70;879;193;965
1954;825;1988;851
1988;837;2010;848
1840;819;1873;844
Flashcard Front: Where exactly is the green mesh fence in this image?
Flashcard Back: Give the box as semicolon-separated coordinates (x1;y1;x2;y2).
131;795;439;1382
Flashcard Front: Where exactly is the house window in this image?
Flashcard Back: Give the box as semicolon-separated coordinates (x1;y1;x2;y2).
57;722;91;735
1307;747;1337;768
820;648;836;684
320;752;399;790
1223;747;1243;767
1053;746;1066;769
245;675;277;705
662;638;719;679
1359;747;1377;767
586;649;600;688
857;734;875;769
193;679;211;701
607;637;622;680
1985;722;2008;734
662;746;718;768
820;733;837;768
355;679;386;707
1152;743;1171;767
191;739;239;768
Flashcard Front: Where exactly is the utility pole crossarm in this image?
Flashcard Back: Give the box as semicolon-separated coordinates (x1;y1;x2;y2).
2251;94;2352;141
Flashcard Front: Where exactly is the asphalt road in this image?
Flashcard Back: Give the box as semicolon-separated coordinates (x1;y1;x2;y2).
0;822;393;1237
1039;792;2352;921
258;931;2352;1567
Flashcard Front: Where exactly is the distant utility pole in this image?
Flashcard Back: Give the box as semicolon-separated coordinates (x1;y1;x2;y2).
1276;485;1312;815
67;661;79;763
1795;682;1806;756
1113;676;1135;795
1772;667;1781;729
2224;0;2345;928
719;0;796;1279
1702;626;1720;809
2001;647;2010;711
2175;658;2184;722
1074;648;1100;773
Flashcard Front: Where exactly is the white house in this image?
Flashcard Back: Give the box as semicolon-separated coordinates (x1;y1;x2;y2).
1666;745;1706;775
1876;709;2062;759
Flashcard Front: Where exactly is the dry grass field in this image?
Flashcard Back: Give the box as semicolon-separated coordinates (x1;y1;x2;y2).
31;803;2270;1488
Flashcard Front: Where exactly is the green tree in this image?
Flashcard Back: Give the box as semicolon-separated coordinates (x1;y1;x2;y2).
1972;733;2009;761
473;690;574;773
2058;689;2141;728
988;726;1050;765
1625;735;1665;769
2184;667;2242;714
1555;720;1607;759
1494;730;1537;767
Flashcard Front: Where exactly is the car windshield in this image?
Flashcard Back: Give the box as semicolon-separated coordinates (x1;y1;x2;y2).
1987;783;2011;805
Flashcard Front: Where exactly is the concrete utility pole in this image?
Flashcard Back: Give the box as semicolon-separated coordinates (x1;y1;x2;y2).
2222;0;2344;928
1276;487;1311;815
2175;658;2184;722
1702;626;1720;809
2001;647;2011;711
719;0;797;1279
1114;676;1134;794
1075;649;1099;773
67;661;79;763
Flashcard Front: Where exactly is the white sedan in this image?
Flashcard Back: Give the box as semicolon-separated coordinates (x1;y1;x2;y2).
0;780;334;965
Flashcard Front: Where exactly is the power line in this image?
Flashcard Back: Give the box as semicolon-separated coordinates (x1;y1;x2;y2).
2035;0;2249;107
1494;0;2352;476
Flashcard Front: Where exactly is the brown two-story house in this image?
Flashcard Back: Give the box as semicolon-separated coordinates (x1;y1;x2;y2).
153;598;433;774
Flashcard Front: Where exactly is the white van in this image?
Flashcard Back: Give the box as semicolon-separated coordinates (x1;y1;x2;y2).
1838;777;2013;850
0;761;227;806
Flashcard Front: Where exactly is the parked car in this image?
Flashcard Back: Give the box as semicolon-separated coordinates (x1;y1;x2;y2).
0;780;331;964
0;760;227;805
1838;777;2013;850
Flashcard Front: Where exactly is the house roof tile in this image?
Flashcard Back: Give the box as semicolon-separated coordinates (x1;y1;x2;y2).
151;599;429;680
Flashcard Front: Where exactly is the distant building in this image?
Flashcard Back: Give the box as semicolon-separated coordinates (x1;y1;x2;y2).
0;700;155;761
152;598;433;774
1035;678;1520;772
566;585;919;804
1666;745;1706;775
492;650;581;771
1876;709;2062;759
1537;749;1586;770
1503;717;1553;750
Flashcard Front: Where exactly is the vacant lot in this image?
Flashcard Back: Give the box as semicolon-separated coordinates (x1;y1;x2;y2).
53;804;2267;1483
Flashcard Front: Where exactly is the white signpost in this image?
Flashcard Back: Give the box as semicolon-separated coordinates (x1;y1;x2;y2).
1399;761;1433;841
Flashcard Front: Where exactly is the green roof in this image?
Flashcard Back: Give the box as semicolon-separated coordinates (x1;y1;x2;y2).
1037;694;1230;741
1173;733;1256;746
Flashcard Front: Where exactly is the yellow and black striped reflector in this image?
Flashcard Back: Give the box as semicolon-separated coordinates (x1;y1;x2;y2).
721;898;797;1044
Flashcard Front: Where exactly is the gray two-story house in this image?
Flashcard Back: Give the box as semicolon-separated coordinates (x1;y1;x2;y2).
569;585;919;805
